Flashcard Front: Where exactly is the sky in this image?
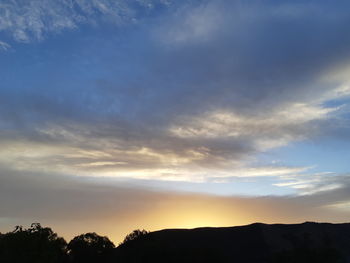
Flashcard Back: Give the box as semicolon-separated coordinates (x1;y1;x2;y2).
1;0;350;243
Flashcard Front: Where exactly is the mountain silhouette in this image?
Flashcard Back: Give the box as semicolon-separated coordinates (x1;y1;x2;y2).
1;222;350;262
113;222;350;263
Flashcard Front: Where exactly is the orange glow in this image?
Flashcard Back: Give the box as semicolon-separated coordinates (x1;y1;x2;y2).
35;192;350;245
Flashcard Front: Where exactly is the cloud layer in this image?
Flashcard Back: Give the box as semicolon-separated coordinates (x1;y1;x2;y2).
0;0;350;194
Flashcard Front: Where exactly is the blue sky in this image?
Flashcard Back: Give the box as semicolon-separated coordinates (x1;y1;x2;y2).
1;0;350;241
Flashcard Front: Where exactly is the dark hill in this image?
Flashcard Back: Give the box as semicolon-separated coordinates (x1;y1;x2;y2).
112;222;350;263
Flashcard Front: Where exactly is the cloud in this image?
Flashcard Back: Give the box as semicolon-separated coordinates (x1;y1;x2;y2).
0;0;170;42
273;172;350;196
157;1;226;45
1;0;350;188
169;103;338;151
0;40;10;50
0;117;319;183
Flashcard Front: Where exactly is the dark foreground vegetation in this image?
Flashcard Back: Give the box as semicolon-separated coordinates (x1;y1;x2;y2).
1;222;350;262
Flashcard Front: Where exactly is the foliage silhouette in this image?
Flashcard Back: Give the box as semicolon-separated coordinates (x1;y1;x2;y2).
120;229;149;245
67;232;114;263
0;223;67;263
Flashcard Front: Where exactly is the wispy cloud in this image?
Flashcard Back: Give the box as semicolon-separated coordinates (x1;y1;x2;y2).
170;103;338;151
0;40;10;50
0;0;170;42
273;172;350;196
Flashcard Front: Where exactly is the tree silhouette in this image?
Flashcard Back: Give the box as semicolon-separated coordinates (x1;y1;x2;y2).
67;232;114;263
0;223;67;263
121;229;149;245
